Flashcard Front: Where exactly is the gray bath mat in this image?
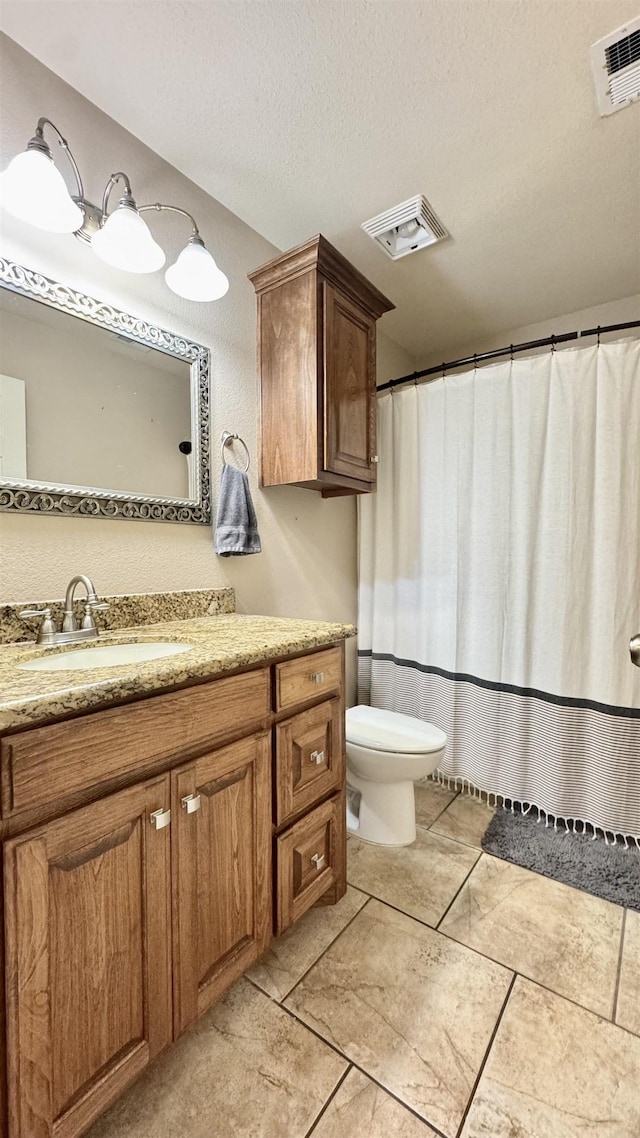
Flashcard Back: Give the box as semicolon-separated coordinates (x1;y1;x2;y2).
482;808;640;912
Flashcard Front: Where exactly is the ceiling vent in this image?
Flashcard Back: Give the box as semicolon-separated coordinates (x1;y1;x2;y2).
590;17;640;116
362;195;448;260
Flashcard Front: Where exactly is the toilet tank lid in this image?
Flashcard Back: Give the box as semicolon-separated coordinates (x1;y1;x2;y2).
346;705;447;754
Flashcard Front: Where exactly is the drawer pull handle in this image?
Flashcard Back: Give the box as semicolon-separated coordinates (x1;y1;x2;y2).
371;455;379;463
150;808;171;830
309;672;325;684
181;793;201;814
311;852;326;870
310;750;325;765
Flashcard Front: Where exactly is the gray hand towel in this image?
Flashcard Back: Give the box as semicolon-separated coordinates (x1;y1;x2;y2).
215;463;262;556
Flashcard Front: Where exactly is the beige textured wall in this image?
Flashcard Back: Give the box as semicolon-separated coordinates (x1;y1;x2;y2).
418;294;640;371
0;37;364;639
376;333;415;390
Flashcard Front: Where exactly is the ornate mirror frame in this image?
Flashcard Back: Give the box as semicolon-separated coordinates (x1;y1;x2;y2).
0;258;211;524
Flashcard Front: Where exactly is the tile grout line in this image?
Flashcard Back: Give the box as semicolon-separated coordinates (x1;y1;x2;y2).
282;896;373;1003
416;785;460;830
425;823;492;852
611;908;627;1023
279;997;357;1063
280;992;451;1138
454;972;517;1138
346;1062;450;1138
303;1063;353;1138
511;971;640;1039
435;851;483;929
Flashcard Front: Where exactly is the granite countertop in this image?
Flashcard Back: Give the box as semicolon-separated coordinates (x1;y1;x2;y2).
0;613;356;732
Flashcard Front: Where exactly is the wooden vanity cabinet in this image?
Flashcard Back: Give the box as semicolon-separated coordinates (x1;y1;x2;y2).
248;235;394;496
0;641;347;1138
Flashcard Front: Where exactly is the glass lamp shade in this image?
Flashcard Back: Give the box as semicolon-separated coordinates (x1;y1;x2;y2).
92;203;165;273
0;148;84;233
165;241;229;301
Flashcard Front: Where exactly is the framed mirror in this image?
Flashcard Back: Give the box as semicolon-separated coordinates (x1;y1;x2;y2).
0;258;210;524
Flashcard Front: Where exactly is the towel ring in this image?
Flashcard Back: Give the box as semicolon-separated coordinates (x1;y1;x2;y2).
221;431;250;473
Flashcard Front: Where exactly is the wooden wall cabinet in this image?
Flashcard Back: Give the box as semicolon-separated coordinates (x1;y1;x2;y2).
0;642;347;1138
249;235;394;496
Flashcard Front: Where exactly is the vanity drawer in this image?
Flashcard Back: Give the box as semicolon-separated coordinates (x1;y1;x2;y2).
275;699;344;826
274;646;342;712
1;668;270;818
275;792;345;933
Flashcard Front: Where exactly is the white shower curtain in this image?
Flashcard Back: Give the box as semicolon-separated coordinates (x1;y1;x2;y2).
358;341;640;840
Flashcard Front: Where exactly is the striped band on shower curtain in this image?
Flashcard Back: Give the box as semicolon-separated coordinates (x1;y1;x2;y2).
358;341;640;843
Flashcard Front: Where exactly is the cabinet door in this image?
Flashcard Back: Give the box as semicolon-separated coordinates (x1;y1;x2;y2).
322;281;377;484
275;792;346;934
275;699;344;826
172;733;272;1035
4;775;172;1138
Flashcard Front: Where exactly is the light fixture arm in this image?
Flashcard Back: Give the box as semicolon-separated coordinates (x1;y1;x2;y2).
138;202;203;244
100;171;135;220
30;117;85;201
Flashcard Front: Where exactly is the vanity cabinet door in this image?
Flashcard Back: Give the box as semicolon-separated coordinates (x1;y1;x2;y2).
171;732;272;1036
275;699;344;826
275;792;346;934
3;774;172;1138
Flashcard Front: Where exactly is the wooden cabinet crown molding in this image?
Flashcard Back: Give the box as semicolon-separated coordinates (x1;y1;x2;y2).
248;234;394;321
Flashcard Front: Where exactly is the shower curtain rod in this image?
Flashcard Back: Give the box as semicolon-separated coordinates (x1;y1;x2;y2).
377;319;640;393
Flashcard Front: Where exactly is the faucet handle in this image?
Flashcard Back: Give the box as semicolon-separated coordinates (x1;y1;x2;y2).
19;608;57;645
81;600;109;631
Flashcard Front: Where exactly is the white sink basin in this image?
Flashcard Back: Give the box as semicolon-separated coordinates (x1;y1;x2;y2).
19;641;194;673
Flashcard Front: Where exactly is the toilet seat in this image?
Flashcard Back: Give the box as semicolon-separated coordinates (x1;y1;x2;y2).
346;705;446;755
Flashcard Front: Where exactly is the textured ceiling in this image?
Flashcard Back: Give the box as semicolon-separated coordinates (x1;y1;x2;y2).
1;0;639;361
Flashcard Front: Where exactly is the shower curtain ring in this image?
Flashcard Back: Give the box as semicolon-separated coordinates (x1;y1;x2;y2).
550;334;556;353
597;325;601;346
473;353;477;371
510;344;514;363
441;361;446;379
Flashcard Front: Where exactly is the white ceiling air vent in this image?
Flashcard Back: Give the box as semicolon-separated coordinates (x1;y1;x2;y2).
362;195;448;260
590;17;640;116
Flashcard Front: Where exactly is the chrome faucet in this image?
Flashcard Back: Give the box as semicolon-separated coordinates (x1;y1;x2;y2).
62;574;106;633
20;574;109;646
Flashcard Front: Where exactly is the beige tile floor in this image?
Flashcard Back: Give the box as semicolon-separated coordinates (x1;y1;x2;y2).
88;782;640;1138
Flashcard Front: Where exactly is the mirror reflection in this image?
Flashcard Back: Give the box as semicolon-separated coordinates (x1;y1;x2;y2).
0;288;193;499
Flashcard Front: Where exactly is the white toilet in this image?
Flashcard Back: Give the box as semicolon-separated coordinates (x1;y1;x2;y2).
346;705;447;846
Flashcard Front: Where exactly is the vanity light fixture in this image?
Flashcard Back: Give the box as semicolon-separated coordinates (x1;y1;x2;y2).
0;117;229;301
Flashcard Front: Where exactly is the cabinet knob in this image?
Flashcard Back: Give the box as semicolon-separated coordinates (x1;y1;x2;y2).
309;672;325;684
150;807;171;830
311;852;326;871
371;455;379;463
310;750;325;765
181;793;201;814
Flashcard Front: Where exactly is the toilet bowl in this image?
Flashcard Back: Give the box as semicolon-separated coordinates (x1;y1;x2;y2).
346;705;447;846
